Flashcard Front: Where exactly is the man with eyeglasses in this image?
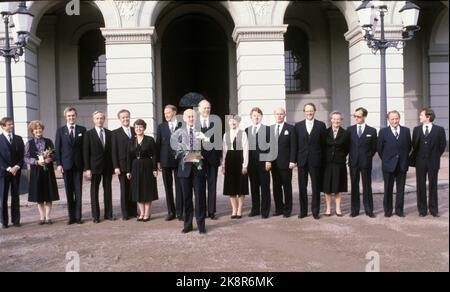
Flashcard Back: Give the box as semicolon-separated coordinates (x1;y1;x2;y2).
347;108;377;218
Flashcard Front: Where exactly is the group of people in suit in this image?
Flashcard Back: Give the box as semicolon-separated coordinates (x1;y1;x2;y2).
0;101;446;234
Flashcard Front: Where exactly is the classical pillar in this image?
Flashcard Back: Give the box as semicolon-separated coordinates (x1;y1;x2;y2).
101;28;157;135
232;26;287;126
0;33;41;138
345;26;406;130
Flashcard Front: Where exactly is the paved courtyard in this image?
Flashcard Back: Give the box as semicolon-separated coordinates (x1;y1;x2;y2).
0;155;448;272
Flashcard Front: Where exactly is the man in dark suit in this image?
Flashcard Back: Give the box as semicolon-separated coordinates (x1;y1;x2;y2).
156;104;183;221
172;109;207;234
83;111;114;223
347;107;377;218
112;109;137;220
294;103;326;219
197;100;222;220
0;117;24;229
55;107;86;225
410;108;447;217
377;110;412;218
246;107;275;219
271;107;297;218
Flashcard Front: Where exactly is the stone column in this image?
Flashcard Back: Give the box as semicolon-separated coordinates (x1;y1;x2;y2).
345;26;406;130
232;26;287;126
101;28;157;135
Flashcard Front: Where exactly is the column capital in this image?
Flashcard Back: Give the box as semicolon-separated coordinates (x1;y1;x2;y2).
232;26;287;43
345;25;405;47
101;27;157;45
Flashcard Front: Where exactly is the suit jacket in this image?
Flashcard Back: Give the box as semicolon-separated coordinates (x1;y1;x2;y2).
112;126;135;171
83;128;113;175
347;124;377;169
410;124;446;170
197;120;222;167
377;126;412;173
55;125;86;171
0;133;24;177
245;124;275;167
271;123;297;169
156;121;180;169
322;127;350;164
294;119;327;168
172;127;206;178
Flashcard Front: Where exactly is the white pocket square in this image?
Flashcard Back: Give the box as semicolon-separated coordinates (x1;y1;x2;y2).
78;133;83;137
284;130;289;135
366;134;372;137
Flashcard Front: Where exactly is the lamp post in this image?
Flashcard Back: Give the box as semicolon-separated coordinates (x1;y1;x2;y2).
356;1;420;128
0;1;34;122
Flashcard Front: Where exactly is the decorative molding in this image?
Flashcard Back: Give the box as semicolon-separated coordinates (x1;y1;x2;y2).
251;1;274;25
115;1;140;20
232;26;287;43
345;25;405;47
101;27;156;44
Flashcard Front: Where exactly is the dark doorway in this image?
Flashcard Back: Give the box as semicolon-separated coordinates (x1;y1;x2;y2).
161;14;229;119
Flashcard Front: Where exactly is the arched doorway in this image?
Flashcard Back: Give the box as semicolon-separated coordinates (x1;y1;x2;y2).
155;3;235;121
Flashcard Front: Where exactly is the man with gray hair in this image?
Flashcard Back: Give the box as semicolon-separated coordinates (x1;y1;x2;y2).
377;110;412;218
83;111;114;223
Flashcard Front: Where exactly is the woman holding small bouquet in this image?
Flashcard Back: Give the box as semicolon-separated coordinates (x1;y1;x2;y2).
25;120;60;225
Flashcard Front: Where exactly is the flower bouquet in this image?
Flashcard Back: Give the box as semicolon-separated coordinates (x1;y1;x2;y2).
37;147;53;172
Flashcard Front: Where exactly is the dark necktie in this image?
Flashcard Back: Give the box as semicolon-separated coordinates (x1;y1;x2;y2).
394;128;399;140
99;129;105;147
7;133;12;144
276;125;280;139
425;125;429;137
189;128;194;150
70;126;75;142
358;125;362;138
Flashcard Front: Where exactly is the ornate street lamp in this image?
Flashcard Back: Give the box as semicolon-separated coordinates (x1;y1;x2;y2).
1;1;34;122
356;1;420;128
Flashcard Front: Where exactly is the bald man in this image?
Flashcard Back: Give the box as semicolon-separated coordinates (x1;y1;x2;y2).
271;108;297;218
197;100;221;220
171;109;207;234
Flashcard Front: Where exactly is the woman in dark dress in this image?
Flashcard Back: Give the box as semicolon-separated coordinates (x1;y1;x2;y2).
322;111;349;217
126;119;158;222
221;115;249;219
24;120;60;225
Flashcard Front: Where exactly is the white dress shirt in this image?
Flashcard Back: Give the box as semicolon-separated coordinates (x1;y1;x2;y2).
423;123;433;135
200;117;210;128
390;126;400;137
306;119;315;134
357;123;366;136
275;122;284;137
122;126;132;139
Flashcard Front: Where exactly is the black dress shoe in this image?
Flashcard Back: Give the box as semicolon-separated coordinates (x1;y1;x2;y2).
67;220;75;225
324;213;332;217
199;228;207;234
248;211;260;217
142;217;151;222
336;212;343;217
367;213;376;218
283;214;291;218
261;215;269;219
298;214;307;219
396;213;405;218
105;217;116;221
384;213;392;218
313;215;321;220
273;212;283;217
182;227;193;234
76;220;83;225
177;216;184;221
46;220;53;225
165;215;176;221
38;220;46;225
209;214;218;220
231;215;238;219
431;213;440;218
350;213;359;218
236;215;242;219
137;217;144;222
93;219;100;224
419;213;427;217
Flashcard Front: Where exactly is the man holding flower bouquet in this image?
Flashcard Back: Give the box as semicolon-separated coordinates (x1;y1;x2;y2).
24;120;60;225
171;109;208;234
